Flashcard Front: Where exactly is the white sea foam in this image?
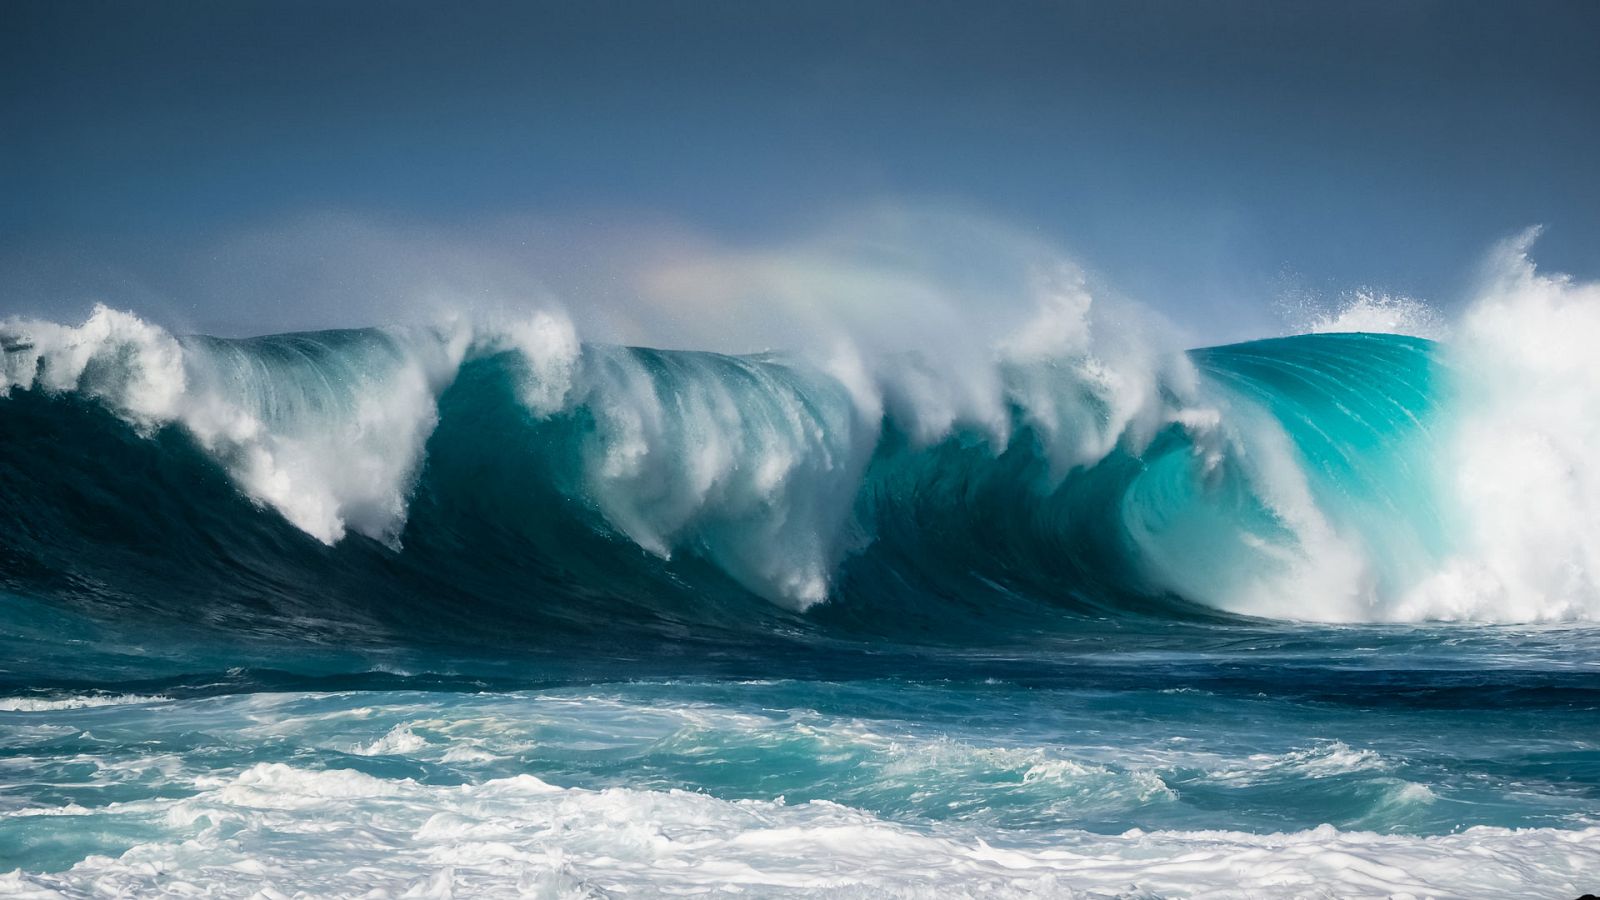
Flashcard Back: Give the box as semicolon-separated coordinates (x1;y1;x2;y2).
349;722;430;757
554;344;877;609
1398;229;1600;621
1206;741;1389;784
0;694;170;712
1297;290;1448;340
473;309;582;416
4;761;1594;899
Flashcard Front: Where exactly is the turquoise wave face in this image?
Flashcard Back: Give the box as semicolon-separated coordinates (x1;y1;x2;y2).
1140;334;1452;620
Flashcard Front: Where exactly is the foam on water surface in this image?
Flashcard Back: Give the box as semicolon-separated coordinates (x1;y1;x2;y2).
1;678;1595;898
5;768;1596;899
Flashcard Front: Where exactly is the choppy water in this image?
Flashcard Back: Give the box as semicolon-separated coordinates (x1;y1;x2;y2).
3;627;1598;898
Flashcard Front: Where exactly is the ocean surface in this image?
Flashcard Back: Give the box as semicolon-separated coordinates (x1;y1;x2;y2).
2;260;1599;897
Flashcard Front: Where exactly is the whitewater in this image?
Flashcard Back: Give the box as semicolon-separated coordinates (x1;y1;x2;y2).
2;231;1598;898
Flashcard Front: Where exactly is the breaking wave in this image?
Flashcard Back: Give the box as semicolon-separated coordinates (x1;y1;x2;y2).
3;231;1599;650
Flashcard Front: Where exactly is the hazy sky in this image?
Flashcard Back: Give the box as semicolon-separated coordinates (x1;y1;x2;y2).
3;0;1597;343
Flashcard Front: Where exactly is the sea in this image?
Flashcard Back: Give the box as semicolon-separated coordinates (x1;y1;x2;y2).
2;244;1597;898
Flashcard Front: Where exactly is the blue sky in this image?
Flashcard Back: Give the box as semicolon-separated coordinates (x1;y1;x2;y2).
3;0;1597;343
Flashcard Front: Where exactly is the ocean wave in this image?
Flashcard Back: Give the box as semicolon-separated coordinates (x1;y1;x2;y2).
3;238;1600;641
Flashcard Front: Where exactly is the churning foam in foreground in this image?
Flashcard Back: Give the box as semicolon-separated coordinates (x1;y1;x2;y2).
3;671;1594;899
1;761;1594;899
4;233;1600;623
